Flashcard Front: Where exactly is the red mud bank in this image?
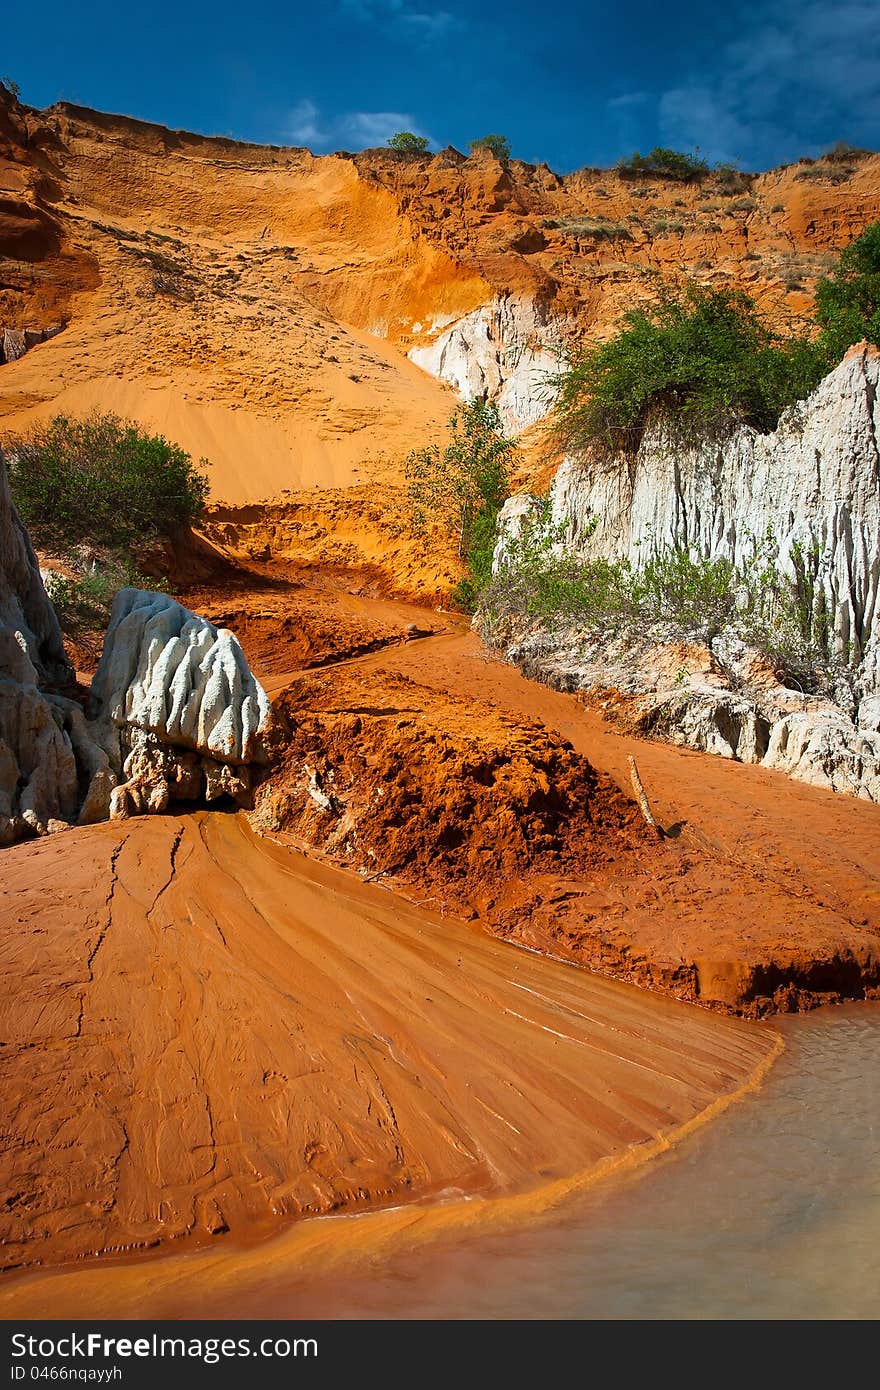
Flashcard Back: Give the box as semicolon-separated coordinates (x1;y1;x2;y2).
194;565;880;1019
326;629;880;1016
0;812;775;1280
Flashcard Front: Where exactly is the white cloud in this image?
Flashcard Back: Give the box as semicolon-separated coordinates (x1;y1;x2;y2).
285;100;433;151
608;0;880;167
287;98;326;144
338;0;459;40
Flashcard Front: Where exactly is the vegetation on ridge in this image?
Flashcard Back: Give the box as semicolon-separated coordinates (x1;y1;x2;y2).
814;221;880;363
547;284;827;458
548;222;880;460
469;134;511;160
615;147;710;181
387;131;430;154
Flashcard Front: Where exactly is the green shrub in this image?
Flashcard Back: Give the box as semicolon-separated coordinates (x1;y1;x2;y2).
6;412;210;551
469;134;511;160
44;557;167;637
651;217;685;234
387;131;429;154
544;216;631;241
616;147;709;182
1;76;21;101
794;163;853;183
728;196;757;212
714;162;749;192
484;524;839;692
823;141;872;161
405;400;515;611
814;220;880;360
547;283;826;458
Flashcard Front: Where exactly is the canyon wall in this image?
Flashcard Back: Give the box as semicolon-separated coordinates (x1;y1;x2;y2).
489;346;880;801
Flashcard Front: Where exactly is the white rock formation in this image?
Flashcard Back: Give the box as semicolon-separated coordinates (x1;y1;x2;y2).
90;589;272;819
0;447;274;841
409;295;564;433
489;346;880;801
544;344;880;683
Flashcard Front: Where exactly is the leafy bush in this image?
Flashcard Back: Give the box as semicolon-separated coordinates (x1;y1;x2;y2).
714;162;750;192
484;523;839;692
823;141;872;161
387;131;429;154
651;217;685;234
728;196;758;212
814;220;880;361
616;147;709;182
1;76;21;101
547;284;826;458
794;163;853;184
44;557;167;638
469;134;511;160
6;412;210;551
543;216;631;241
404;400;515;611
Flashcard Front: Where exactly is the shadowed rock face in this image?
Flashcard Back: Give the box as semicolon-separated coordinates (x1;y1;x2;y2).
489;347;880;802
0;453;273;842
0;448;70;685
0;448;90;843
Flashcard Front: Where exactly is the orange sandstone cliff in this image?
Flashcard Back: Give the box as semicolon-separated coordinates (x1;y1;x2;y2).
1;86;879;591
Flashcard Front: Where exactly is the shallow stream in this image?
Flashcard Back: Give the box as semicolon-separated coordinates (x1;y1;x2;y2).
243;1003;880;1319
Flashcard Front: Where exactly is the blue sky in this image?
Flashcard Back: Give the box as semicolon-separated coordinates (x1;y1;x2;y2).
4;1;878;171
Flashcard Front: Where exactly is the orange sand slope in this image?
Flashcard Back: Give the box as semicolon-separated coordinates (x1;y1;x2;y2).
0;810;774;1281
3;89;880;510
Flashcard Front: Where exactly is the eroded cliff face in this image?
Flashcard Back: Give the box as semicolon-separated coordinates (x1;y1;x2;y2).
0;446;98;841
2;84;880;596
489;346;880;802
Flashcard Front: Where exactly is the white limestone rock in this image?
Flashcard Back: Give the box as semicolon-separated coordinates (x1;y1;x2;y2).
488;347;880;802
409;296;565;434
763;712;880;800
91;589;272;818
91;588;272;766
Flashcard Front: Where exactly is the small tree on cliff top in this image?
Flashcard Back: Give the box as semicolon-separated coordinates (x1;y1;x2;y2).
387;131;430;154
469;134;511;160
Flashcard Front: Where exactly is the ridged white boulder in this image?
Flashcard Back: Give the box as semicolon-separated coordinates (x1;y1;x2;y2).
91;588;272;766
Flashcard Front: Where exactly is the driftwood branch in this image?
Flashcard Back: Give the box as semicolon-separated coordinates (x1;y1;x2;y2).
628;755;664;838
